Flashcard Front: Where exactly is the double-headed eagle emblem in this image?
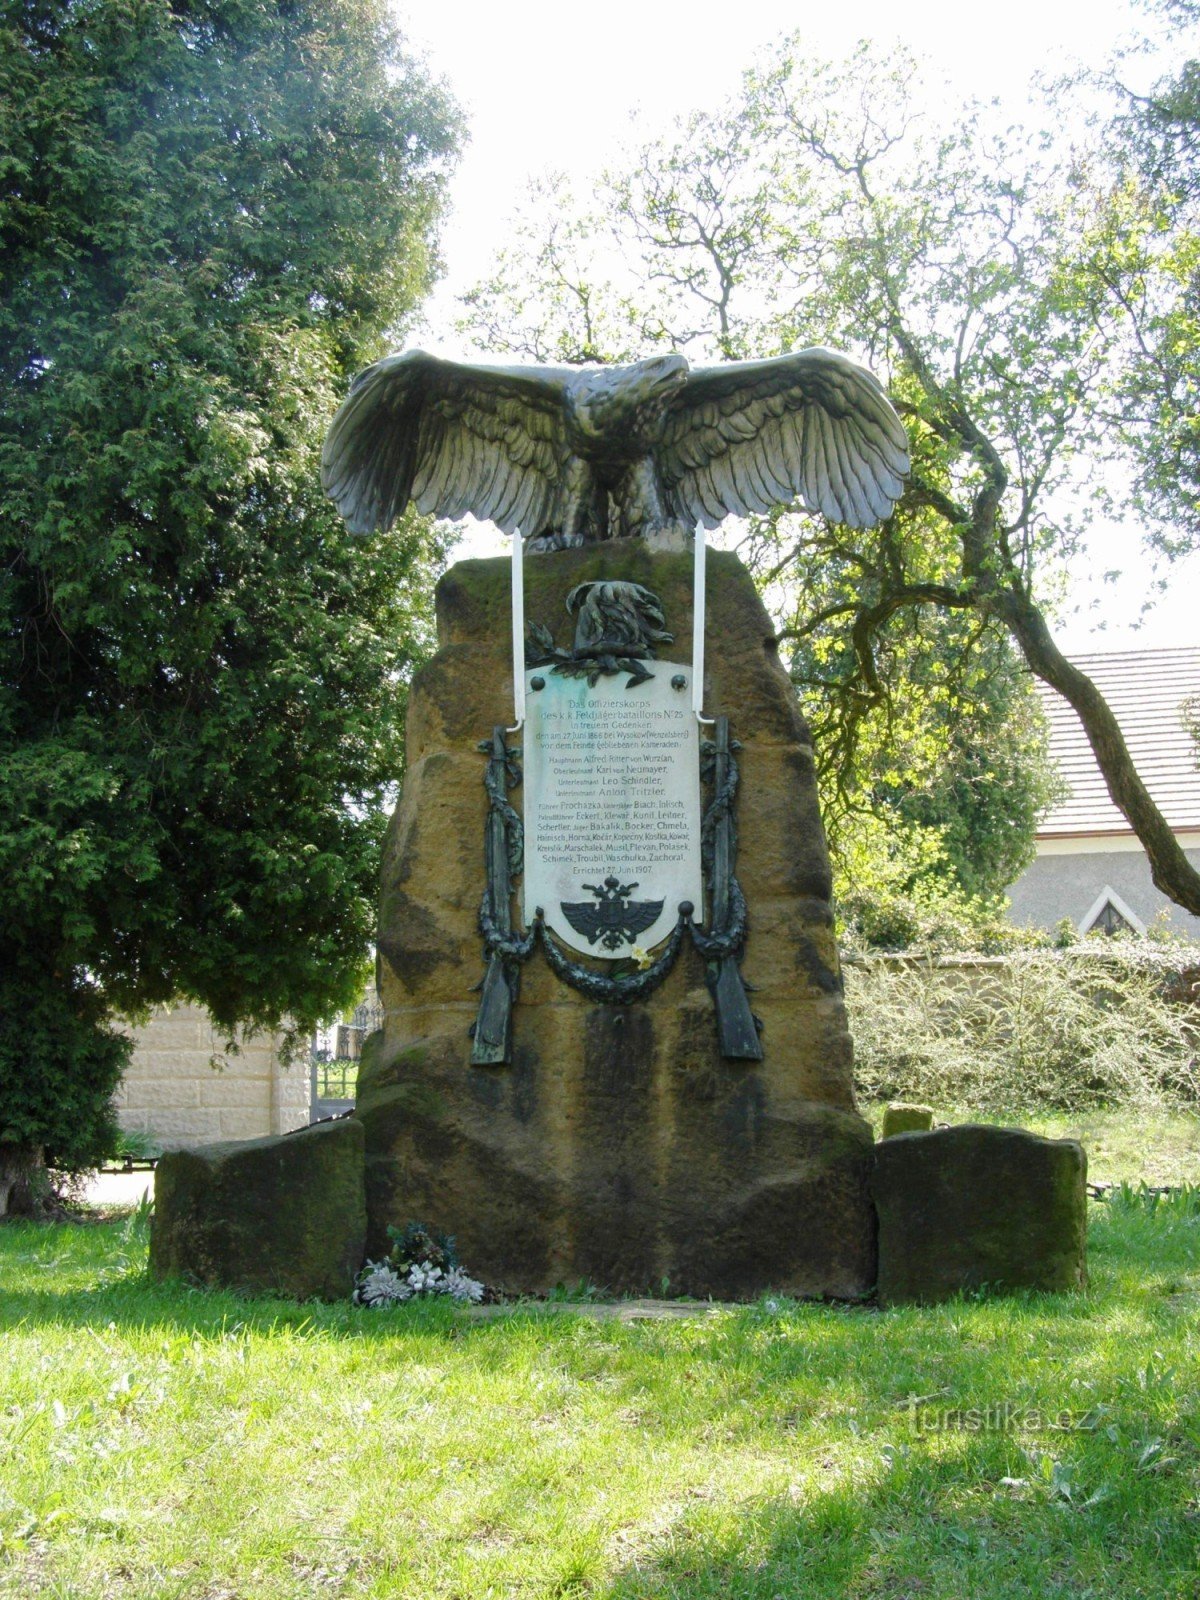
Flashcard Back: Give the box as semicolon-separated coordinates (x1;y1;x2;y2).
560;877;665;953
322;347;909;547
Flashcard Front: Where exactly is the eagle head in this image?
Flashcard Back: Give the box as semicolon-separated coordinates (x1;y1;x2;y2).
565;579;674;656
566;353;689;449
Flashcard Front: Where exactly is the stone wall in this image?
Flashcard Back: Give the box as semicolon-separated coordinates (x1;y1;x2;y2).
115;1003;309;1151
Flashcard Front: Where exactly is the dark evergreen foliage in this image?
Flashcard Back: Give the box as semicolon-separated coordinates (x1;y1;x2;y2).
0;0;461;1182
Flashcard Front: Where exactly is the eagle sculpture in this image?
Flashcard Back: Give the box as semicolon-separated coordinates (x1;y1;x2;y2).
321;347;909;550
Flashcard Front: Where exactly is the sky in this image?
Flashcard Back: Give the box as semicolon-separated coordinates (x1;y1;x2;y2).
396;0;1200;653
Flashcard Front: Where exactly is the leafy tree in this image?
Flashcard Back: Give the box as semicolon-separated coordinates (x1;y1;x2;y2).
0;0;461;1204
1094;0;1200;546
1184;694;1200;764
794;617;1061;944
461;37;1200;919
769;488;1061;912
893;662;1055;904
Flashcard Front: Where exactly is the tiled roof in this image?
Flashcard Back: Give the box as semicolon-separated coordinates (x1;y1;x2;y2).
1037;647;1200;837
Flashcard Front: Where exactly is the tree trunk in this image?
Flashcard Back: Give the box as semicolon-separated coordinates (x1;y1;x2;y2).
0;1144;45;1218
995;589;1200;917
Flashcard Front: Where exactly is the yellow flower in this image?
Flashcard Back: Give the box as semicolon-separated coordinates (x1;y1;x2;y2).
630;944;653;971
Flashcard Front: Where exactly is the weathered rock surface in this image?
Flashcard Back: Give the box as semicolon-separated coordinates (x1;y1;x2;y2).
871;1124;1087;1306
881;1102;935;1138
364;546;875;1299
149;1117;366;1299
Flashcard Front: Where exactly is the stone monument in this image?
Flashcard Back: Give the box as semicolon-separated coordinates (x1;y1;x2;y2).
321;345;910;1299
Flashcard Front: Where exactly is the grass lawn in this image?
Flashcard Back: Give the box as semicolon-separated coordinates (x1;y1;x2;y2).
1;1183;1198;1600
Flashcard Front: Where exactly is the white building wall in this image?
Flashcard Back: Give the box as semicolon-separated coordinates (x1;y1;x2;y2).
115;1002;310;1151
1007;834;1200;939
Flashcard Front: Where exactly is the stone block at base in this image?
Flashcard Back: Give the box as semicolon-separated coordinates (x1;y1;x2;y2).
149;1117;365;1300
881;1102;935;1138
871;1124;1086;1306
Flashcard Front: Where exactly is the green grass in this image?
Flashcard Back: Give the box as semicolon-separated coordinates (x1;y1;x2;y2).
1;1192;1199;1599
862;1102;1200;1188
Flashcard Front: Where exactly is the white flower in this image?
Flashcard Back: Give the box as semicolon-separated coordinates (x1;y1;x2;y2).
353;1260;413;1307
353;1249;486;1308
407;1263;444;1293
443;1266;485;1303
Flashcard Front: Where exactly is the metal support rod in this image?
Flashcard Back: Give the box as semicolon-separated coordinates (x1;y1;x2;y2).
711;716;732;932
692;520;714;725
508;528;525;733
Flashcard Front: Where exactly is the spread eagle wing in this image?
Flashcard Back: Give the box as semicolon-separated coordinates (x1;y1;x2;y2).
559;901;609;945
321;349;572;538
655;348;910;530
621;898;666;936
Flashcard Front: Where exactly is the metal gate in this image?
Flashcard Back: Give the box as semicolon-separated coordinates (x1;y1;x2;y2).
308;990;383;1121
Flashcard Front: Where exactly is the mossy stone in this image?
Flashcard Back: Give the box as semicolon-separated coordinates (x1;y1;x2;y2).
149;1117;366;1300
871;1124;1087;1306
881;1102;935;1138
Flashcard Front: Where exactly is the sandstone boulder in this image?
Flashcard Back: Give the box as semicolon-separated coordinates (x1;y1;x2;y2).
362;547;876;1299
871;1124;1087;1306
150;1117;365;1300
881;1102;935;1138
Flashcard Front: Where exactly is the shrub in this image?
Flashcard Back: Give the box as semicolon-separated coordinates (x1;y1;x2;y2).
847;944;1200;1114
